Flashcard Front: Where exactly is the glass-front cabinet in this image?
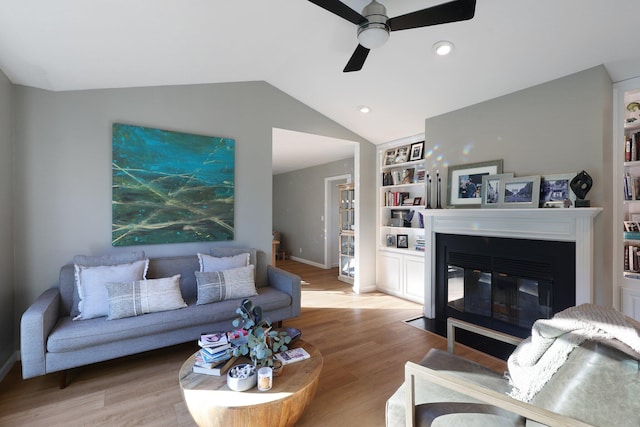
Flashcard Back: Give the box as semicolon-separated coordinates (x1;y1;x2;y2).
338;183;355;283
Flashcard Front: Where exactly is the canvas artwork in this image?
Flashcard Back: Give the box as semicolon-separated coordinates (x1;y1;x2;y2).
112;123;235;246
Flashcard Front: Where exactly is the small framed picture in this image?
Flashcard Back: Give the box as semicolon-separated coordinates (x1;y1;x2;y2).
540;173;577;208
500;176;541;208
412;197;422;205
624;221;640;232
409;141;425;161
384;148;396;166
397;234;409;249
401;168;415;184
480;173;514;208
394;145;410;163
386;234;396;247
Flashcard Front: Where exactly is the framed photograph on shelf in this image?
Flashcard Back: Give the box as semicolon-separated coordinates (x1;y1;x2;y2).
386;234;397;247
397;234;409;249
480;173;514;208
383;148;396;166
401;167;415;184
394;145;410;163
412;197;422;205
409;141;425;161
500;176;541;208
447;159;503;208
624;221;640;232
539;173;576;208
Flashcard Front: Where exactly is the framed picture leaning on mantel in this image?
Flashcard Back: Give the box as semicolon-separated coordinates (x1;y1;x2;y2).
501;175;541;208
447;159;503;208
480;173;514;208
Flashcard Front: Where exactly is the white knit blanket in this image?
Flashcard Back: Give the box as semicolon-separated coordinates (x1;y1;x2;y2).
507;304;640;402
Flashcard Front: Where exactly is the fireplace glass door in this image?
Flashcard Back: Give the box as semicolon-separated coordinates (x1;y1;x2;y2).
447;264;553;330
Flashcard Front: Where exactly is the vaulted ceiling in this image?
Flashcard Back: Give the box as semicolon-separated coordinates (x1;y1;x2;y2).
1;1;639;148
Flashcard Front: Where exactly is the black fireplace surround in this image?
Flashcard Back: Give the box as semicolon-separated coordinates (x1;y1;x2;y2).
436;233;576;339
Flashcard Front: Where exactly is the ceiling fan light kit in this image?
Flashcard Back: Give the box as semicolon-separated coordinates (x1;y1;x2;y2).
308;0;476;72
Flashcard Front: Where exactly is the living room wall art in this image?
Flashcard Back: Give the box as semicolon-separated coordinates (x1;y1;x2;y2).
112;123;234;246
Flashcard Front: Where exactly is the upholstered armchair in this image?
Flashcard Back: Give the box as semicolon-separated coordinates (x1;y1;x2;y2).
386;310;640;427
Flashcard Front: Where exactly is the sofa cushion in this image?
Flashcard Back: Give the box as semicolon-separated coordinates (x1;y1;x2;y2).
73;259;149;320
195;265;257;305
70;251;147;318
105;274;187;320
198;252;249;272
47;286;291;353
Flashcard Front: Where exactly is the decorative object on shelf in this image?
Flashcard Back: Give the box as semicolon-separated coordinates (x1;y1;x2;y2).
397;234;409;249
446;159;503;208
405;210;415;227
436;170;442;209
412;197;422;206
539;173;577;208
227;363;257;392
386;234;397;247
570;170;593;207
480;173;514;208
624;221;640;232
418;212;424;228
426;171;432;209
500;175;541;208
394;145;410;163
230;299;292;368
409;141;425;161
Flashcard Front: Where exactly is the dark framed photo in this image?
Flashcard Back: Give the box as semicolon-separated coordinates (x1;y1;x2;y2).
386;234;396;247
501;175;541;208
409;141;424;161
540;173;576;208
480;173;514;208
396;234;409;249
412;197;422;205
447;160;503;208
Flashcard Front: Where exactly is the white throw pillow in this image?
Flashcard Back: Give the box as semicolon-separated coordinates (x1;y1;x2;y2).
197;252;249;272
73;259;149;320
195;265;257;305
105;274;186;320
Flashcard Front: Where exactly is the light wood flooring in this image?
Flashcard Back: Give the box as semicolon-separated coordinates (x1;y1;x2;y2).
0;260;506;426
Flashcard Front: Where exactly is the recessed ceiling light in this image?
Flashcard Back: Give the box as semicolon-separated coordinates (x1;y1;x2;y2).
433;41;454;56
358;105;371;114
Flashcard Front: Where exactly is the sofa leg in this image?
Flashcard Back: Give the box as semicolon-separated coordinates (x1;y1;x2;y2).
59;370;67;389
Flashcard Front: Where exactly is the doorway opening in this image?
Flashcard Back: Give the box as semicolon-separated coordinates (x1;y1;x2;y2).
324;174;351;268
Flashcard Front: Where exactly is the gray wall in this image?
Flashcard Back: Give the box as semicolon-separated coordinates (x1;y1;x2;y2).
273;157;355;265
425;65;613;305
0;68;15;369
10;81;373;359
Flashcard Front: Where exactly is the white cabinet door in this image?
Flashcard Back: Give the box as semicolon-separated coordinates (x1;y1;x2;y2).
377;252;402;294
404;255;425;302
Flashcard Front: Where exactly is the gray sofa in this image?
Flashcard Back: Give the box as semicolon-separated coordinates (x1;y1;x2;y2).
20;248;301;384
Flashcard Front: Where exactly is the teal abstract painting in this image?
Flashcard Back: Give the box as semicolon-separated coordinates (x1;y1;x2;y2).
112;123;234;246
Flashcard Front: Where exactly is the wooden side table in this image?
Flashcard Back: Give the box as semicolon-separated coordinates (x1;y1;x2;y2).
179;340;323;427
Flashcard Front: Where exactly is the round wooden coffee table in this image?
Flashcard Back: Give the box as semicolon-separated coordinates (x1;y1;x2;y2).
179;340;323;427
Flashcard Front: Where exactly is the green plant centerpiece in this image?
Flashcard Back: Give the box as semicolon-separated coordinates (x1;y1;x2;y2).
230;299;291;367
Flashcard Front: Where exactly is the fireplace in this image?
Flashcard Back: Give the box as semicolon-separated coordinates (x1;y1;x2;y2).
436;233;575;338
417;208;601;356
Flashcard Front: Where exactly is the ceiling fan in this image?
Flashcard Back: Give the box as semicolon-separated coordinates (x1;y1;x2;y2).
307;0;476;72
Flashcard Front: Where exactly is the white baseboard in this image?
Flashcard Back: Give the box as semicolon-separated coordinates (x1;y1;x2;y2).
0;351;19;383
289;256;327;269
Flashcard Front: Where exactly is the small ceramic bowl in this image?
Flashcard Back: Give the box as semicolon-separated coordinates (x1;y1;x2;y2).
227;364;257;391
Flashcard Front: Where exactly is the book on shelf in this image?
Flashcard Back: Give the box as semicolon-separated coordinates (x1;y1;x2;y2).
625;132;640;162
624;231;640;240
193;355;237;376
274;347;311;365
624;174;639;200
626;244;640;272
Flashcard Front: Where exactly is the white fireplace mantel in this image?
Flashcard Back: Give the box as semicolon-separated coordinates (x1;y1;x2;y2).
420;208;602;318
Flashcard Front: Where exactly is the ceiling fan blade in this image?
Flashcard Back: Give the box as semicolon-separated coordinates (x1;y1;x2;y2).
343;45;370;72
307;0;366;25
388;0;476;32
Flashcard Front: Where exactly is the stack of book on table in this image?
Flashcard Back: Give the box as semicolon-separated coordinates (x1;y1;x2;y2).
193;332;236;376
274;347;311;365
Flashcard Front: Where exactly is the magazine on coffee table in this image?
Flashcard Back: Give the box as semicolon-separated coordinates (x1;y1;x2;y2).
275;347;310;365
